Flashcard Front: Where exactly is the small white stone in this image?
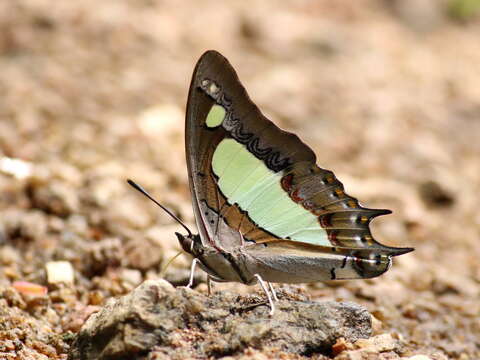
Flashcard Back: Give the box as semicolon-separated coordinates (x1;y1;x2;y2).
0;157;33;179
46;261;75;284
120;268;143;287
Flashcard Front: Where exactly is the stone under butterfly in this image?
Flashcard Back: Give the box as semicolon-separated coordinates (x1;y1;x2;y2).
129;50;413;315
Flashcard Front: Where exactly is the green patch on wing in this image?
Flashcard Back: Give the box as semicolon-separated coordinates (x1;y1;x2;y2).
212;138;329;246
205;105;226;127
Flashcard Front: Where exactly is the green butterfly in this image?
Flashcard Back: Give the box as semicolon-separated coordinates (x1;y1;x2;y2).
130;50;413;315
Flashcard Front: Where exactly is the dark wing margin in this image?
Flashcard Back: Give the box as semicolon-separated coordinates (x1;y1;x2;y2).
185;51;227;247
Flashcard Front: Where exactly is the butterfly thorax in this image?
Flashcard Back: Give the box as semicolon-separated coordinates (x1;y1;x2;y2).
175;232;256;284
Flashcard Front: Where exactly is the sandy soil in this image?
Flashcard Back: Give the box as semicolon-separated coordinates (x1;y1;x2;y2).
0;1;479;359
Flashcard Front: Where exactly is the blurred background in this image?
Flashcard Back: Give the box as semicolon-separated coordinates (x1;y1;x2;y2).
0;0;479;359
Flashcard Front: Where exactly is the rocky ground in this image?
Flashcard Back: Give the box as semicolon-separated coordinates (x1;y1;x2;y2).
0;1;479;359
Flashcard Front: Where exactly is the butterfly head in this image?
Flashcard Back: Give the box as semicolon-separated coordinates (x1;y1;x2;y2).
175;232;203;257
175;231;248;284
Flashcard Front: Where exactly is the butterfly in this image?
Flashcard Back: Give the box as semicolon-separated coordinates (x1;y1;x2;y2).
129;50;413;315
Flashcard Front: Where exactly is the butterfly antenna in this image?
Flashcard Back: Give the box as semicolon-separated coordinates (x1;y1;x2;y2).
127;179;193;237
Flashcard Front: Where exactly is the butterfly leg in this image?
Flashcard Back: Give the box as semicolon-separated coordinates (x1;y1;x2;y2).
254;274;275;316
186;258;198;288
268;282;279;302
207;275;214;296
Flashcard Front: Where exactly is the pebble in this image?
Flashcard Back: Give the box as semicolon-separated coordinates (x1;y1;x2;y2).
119;268;143;288
0;246;20;265
28;180;80;217
46;261;75;284
12;281;48;297
355;333;398;352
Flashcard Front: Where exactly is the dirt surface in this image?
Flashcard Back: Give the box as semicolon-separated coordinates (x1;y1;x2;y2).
0;1;479;359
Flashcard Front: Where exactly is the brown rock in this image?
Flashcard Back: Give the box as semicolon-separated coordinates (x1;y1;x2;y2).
69;279;372;360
